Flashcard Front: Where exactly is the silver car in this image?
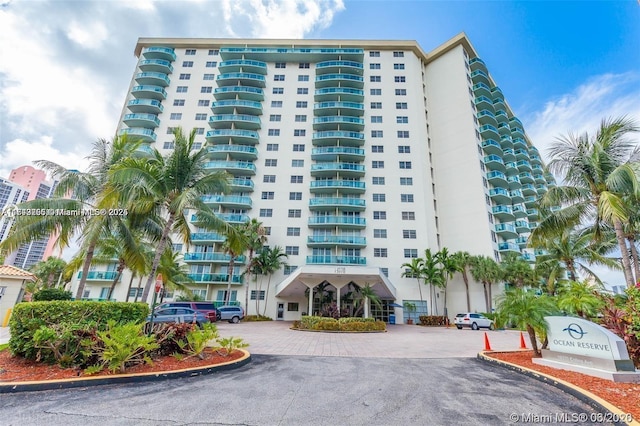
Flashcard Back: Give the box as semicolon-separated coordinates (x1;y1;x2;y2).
454;313;494;330
148;307;210;327
218;305;244;323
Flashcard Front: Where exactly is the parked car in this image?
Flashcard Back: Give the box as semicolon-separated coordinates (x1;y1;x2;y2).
218;305;245;323
155;302;221;322
147;307;210;327
454;313;495;330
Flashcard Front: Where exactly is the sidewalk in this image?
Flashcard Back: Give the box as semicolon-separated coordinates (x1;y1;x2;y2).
0;327;10;345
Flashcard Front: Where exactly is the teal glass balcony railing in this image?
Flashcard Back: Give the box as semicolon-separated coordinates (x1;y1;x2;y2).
469;57;487;70
500;135;513;148
131;85;167;100
127;99;164;114
307;236;367;245
216;72;266;87
220;47;363;57
313;116;365;130
206;129;259;144
514;149;529;159
492;205;513;216
513;137;527;148
310;162;365;174
512;204;527;216
214;213;250;223
201;195;252;207
516;236;529;246
505;162;518;175
518;172;534;183
77;271;119;280
206;145;258;159
481;139;502;155
316;60;364;73
527;209;539;218
509;189;524;201
204;160;256;174
479;124;499;137
309;180;366;191
315;73;364;88
486;170;507;184
138;59;174;74
311;147;365;160
123;113;160;128
314;101;365;116
188;273;243;284
498;242;520;252
534;174;546;183
474;96;493;109
308;216;366;226
191;232;225;242
184;252;246;262
489;188;510;202
309;197;366;209
312;131;365;145
472;82;491;95
314;87;364;101
470;69;489;82
209;114;261;130
211;100;262;115
510;117;523;127
495;223;517;234
524;196;537;206
484;155;504;168
213;86;264;101
306;255;366;265
521;252;536;262
522;184;537;195
141;46;176;61
515;220;530;231
516;160;532;171
229;178;255;190
118;128;157;142
218;59;267;74
135;72;170;86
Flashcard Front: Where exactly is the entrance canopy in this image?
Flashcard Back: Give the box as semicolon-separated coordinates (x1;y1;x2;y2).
275;265;396;300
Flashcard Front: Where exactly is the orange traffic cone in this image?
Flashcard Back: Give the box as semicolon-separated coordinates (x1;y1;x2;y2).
484;332;493;351
519;332;527;349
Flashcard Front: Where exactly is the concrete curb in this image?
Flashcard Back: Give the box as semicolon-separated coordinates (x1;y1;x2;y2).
477;351;639;426
0;349;251;394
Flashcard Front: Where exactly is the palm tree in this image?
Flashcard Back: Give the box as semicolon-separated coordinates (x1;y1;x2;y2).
451;251;473;312
240;219;267;312
422;249;443;315
436;248;458;322
257;246;288;317
401;257;425;312
0;136;142;299
500;252;537;289
156;248;194;302
221;224;249;305
495;287;558;356
469;255;502;312
354;283;382;319
533;116;640;287
30;257;67;288
107;127;233;302
557;280;603;319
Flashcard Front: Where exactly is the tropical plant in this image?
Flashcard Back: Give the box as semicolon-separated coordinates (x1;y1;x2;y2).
500;252;536;289
403;301;417;324
215;336;249;357
353;283;382;319
251;246;288;316
436;247;458;322
451;251;473;312
401;257;425;310
221;224;249;305
106;127;234;302
178;323;219;360
422;249;444;315
469;255;502;312
156;248;194;302
30;257;67;288
556;280;603;319
32;288;72;301
240;219;267;314
95;320;158;373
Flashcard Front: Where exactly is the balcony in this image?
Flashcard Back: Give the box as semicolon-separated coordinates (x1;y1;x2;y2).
514;149;529;160
184;252;246;263
509;189;524;203
206;129;259;145
229;178;254;192
523;196;537;207
306;255;366;265
127;99;163;114
219;46;364;62
204;160;256;175
515;220;530;233
491;87;505;101
309;197;366;211
213;86;264;101
536;185;547;194
141;46;176;61
484;155;505;171
497;123;511;135
313;116;365;131
512;204;527;218
209;114;261;130
516;160;532;172
479;124;500;140
470;69;490;84
500;135;513;149
510;117;524;128
518;172;534;184
118;128;156;143
502;149;516;162
474;96;494;111
530;154;542;165
522;184;537;195
206;144;258;161
495;223;518;239
77;271;119;280
308;215;366;228
310;180;365;194
481;139;502;156
138;59;173;74
486;170;507;186
316;60;364;75
528;222;539;230
527;209;539;219
315;73;364;88
507;175;522;189
521;252;536;262
218;59;267;74
312;131;365;146
211;100;262;115
469;57;487;71
191;213;249;224
216;72;266;88
201;195;252;209
131;85;167;100
532;163;543;172
123;113;159;128
310;162;365;177
534;174;546;184
311;146;365;162
477;109;497;126
516;236;529;247
472;82;491;97
492;205;514;221
513;137;527;149
135;72;170;87
314;87;364;102
188;273;243;284
314;101;365;116
498;242;520;253
504;162;518;176
307;235;366;247
190;232;225;244
489;188;510;203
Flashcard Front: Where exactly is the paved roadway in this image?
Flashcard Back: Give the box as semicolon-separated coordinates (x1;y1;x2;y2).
0;322;612;426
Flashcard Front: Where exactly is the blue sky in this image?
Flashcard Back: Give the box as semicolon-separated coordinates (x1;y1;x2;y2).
0;0;639;283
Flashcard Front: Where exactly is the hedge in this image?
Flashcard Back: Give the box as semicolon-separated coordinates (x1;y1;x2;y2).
293;316;386;332
418;315;448;326
9;301;149;361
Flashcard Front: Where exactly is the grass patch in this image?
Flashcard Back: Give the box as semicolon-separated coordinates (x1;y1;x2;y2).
0;343;9;352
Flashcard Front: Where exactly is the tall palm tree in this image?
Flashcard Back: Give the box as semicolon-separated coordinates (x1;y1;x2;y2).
30;257;67;288
156;248;194;302
221;224;249;305
259;246;288;316
469;255;502;312
106;127;233;302
533;116;640;287
422;249;443;315
500;252;536;289
436;247;458;322
401;257;425;312
451;251;473;312
354;283;382;319
557;280;603;319
241;219;267;312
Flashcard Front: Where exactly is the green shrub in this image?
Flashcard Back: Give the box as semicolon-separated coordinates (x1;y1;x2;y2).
294;316;385;332
215;336;249;357
93;321;158;373
178;323;219;360
418;315;447;326
338;317;375;324
32;323;98;366
32;288;72;301
150;322;196;356
9;301;149;362
243;315;273;322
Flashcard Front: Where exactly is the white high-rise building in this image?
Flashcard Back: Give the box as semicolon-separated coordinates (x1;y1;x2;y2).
70;33;554;322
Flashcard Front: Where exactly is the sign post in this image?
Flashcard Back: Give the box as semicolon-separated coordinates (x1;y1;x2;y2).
147;273;163;336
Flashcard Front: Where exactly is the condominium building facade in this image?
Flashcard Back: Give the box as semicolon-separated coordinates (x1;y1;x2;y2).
70;33;554;322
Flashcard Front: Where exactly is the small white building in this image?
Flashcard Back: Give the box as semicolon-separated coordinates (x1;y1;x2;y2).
0;265;35;326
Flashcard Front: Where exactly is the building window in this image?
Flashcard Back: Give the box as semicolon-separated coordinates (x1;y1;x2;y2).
287;227;300;236
176;86;188;93
182;61;193;67
371;130;383;138
297;88;309;95
403;230;417;239
400;177;413;186
185;49;196;55
401;194;414;202
166;127;176;134
169;113;182;120
163;142;175;149
372;177;385;185
179;73;191;80
250;290;266;300
394;63;405;70
203;74;215;81
393;51;404;57
294;115;307;122
371;145;384;153
396;102;408;109
266;143;279;151
404;249;418;258
402;211;416;220
192;143;201;150
371;116;383;123
197;99;210;106
261;191;275;200
373;211;387;220
291;159;304;167
287;302;299;311
369;51;380;57
373;229;387;238
288;209;302;218
273;87;284;94
284;265;297;275
293;144;305;151
370;88;382;96
370;76;381;82
268;129;280;136
265;159;278;166
372;193;386;202
293;129;306;136
201;86;212;93
208;49;219;55
264;227;271;236
374;248;388;258
173;99;185;106
398;146;411;153
298;75;309;81
295;101;308;108
289;192;302;200
195;128;205;135
395;89;407;95
259;209;273;217
397;116;409;124
399;161;412;169
394;76;406;83
370;102;382;109
205;61;217;67
274;74;285;81
370;63;381;69
263;175;276;183
275;62;286;68
195;113;207;120
270;114;282;122
271;100;283;107
299;62;310;69
291;175;304;183
397;131;410;138
372;161;384;168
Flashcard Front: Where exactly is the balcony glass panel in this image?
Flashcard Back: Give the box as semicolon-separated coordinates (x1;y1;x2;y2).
135;72;170;86
139;59;174;74
206;129;259;145
307;236;366;245
142;46;176;61
184;252;246;262
213;86;264;101
118;128;157;142
127;99;164;114
131;85;167;100
308;216;366;226
216;72;266;87
498;242;520;252
188;273;243;284
306;255;366;265
218;59;268;74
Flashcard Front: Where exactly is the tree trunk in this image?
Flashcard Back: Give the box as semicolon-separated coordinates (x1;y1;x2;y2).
225;258;235;305
614;219;635;287
125;273;135;302
483;282;490;313
417;278;424;311
462;269;470;312
488;282;493;312
141;213;175;303
627;235;640;284
134;277;143;302
566;260;577;282
245;249;254;318
262;274;273;317
106;258;126;300
256;275;262;316
75;239;97;300
527;324;540;356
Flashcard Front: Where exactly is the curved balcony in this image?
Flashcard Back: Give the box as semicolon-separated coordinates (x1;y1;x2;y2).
77;271;119;281
514;149;529;160
531;155;543;165
201;195;252;209
469;57;487;72
516;160;532;172
307;235;366;248
218;59;267;74
141;46;176;61
314;87;364;102
472;82;491;97
498;242;520;254
512;204;527;218
118;128;156;143
213;86;264;101
504;162;518;176
523;196;537;207
312;146;365;162
513;137;527;149
138;59;173;74
209;114;261;130
309;197;366;211
316;60;364;75
308;215;366;228
507;175;522;189
500;135;513;149
229;178;254;192
492;205;514;221
135;144;155;157
135;72;170;87
206;145;258;161
497;123;511;136
522;252;536;263
486;170;507;186
211;100;262;115
217;72;266;88
312;131;364;146
510;117;523;128
484;155;505;171
310;180;365;194
527;209;539;220
512;128;525;139
474;96;494;111
493;97;506;110
313;116;364;131
502;149;516;162
314;101;364;116
204;160;256;176
514;220;530;233
191;232;225;244
183;252;246;264
131;85;167;100
315;73;364;89
311;162;365;177
521;184;537;195
532;163;543;173
123;113;159;128
528;222;539;230
495;109;508;123
516;236;529;247
191;213;250;224
518;172;534;184
536;185;548;194
470;69;489;84
495;223;518;239
492;87;504;100
489;188;510;204
206;129;259;145
481;139;502;156
477;110;497;126
220;46;364;61
534;174;546;184
188;273;243;285
479;124;500;140
306;255;366;266
127;99;163;114
510;189;524;203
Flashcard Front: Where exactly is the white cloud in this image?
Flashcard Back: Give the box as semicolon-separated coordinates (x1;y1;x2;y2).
66;21;109;48
0;137;89;178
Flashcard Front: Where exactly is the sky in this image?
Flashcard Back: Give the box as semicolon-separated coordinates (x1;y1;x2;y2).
1;0;639;284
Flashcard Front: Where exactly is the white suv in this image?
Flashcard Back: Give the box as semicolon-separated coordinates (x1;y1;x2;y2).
218;305;245;323
454;313;494;330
